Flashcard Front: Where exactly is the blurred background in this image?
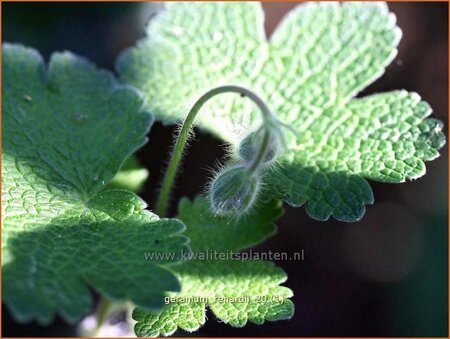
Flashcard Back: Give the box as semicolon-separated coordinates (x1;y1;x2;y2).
2;2;448;337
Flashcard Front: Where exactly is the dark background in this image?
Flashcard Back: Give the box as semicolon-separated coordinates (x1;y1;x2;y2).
2;2;448;337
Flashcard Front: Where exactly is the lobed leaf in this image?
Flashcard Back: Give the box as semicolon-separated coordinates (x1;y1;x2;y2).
117;2;267;142
2;44;189;324
133;197;294;337
118;2;445;221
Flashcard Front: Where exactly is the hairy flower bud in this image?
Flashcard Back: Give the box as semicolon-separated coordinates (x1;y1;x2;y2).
239;130;278;164
210;164;260;216
238;118;286;169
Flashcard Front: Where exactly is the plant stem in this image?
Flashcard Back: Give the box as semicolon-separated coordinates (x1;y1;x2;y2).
93;297;113;336
155;85;274;217
248;128;270;173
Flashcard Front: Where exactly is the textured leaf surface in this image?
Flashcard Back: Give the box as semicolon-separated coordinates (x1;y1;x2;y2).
118;2;445;221
133;197;294;337
117;2;267;142
2;44;188;324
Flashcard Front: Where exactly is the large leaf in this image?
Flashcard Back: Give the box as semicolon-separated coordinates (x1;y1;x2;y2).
117;2;267;142
118;2;445;221
133;197;294;337
2;44;189;324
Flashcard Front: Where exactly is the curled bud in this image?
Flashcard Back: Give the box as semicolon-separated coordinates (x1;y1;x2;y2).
210;164;260;216
238;117;287;170
239;130;278;165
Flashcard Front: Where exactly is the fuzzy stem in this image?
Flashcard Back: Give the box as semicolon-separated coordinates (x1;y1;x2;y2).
92;297;113;336
248;128;270;173
155;85;274;217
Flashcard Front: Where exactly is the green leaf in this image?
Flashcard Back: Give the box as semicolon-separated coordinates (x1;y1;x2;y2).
133;197;294;337
118;2;445;221
2;44;189;324
106;155;149;193
117;2;267;142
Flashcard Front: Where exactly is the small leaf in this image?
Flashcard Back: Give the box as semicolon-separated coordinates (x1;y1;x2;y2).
106;155;149;193
132;197;294;337
2;44;189;324
118;2;445;221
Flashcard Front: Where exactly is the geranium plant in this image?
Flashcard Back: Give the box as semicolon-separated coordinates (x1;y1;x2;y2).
2;2;445;337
